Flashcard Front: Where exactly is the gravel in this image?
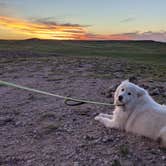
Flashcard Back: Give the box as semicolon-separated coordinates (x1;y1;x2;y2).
0;53;166;166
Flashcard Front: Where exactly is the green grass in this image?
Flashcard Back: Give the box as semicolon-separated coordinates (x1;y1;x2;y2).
119;145;129;157
0;39;166;65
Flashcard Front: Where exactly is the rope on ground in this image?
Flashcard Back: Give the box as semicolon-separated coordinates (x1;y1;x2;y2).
0;80;115;107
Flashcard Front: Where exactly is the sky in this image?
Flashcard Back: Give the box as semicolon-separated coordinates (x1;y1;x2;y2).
0;0;166;41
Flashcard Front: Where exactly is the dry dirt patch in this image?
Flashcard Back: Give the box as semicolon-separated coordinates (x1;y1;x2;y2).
0;55;166;166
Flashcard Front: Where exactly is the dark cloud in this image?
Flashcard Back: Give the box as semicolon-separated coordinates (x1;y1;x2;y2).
0;2;7;6
30;17;58;25
0;1;17;16
0;2;9;15
30;17;88;28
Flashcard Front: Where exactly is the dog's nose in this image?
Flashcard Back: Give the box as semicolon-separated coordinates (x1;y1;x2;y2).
118;95;123;101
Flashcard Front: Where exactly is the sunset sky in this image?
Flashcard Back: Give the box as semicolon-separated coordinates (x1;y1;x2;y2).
0;0;166;41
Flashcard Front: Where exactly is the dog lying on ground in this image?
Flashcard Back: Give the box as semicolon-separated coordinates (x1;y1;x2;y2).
95;80;166;147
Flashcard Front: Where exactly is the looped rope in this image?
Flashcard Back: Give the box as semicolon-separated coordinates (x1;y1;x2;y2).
0;80;115;107
64;99;86;106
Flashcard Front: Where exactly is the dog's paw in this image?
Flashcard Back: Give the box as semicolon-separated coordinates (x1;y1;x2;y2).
98;113;105;117
95;113;113;119
94;115;101;121
94;116;114;128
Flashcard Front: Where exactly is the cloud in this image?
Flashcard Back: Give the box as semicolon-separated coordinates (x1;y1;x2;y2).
0;2;6;6
0;1;17;16
0;2;9;15
120;17;135;23
83;31;166;42
133;31;166;42
84;33;132;40
31;17;89;28
0;15;166;41
117;31;166;42
0;16;87;40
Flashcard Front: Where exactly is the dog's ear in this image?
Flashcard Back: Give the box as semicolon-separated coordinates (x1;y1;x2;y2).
136;87;146;97
122;79;129;84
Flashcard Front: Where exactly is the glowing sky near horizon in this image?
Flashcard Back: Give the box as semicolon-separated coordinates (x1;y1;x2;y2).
0;0;166;41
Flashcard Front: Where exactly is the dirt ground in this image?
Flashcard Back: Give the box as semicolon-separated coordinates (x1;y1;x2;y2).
0;53;166;166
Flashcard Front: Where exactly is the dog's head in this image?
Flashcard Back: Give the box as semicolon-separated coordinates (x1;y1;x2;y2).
114;80;146;109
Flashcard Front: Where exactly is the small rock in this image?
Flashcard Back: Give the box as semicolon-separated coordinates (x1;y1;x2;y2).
15;121;22;126
105;84;117;98
129;76;138;84
83;135;95;141
108;85;117;91
141;84;149;89
72;118;76;122
0;117;14;126
162;156;166;160
114;72;123;78
149;80;154;83
27;159;32;163
151;88;160;96
106;92;113;98
28;94;35;100
162;92;166;97
73;161;79;166
102;136;113;143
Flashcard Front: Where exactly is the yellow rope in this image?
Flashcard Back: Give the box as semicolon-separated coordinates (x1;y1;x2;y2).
0;80;114;107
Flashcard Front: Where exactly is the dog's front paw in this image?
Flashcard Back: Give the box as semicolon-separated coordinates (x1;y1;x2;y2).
94;115;101;121
94;113;103;120
95;113;113;120
94;115;116;128
94;115;106;124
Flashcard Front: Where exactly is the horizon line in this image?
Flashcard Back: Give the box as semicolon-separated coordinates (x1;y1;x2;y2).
0;38;165;43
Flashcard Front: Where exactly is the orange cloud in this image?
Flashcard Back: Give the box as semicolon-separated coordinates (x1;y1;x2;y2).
0;16;87;40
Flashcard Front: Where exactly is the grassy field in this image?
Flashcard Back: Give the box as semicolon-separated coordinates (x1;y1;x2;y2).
0;39;166;65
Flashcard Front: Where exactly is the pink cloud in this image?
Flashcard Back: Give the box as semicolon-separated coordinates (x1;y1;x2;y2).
84;31;166;42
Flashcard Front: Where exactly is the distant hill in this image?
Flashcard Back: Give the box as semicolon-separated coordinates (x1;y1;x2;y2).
0;38;165;43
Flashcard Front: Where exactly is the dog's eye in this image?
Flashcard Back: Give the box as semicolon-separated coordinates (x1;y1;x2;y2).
128;92;131;95
121;89;124;91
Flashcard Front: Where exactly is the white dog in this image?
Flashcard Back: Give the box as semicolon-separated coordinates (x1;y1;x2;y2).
95;80;166;147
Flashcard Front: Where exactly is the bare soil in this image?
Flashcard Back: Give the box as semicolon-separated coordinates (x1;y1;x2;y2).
0;53;166;166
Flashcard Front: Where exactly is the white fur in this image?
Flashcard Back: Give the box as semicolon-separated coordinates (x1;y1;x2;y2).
95;80;166;147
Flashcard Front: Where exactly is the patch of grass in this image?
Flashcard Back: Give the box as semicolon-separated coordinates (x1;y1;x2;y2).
43;123;59;134
0;40;165;82
1;59;14;63
38;121;60;135
112;159;121;166
160;147;166;153
0;40;166;65
119;145;129;157
39;113;57;121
